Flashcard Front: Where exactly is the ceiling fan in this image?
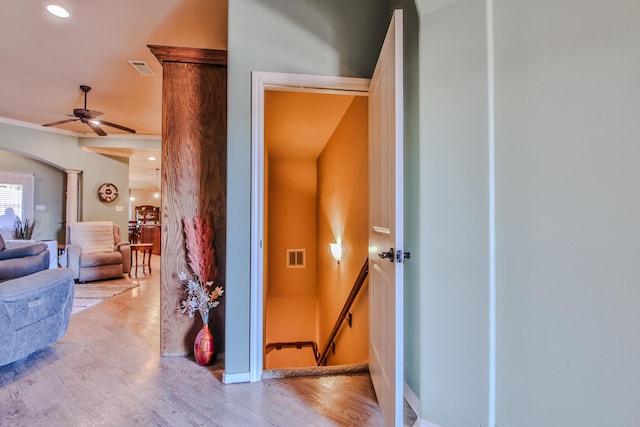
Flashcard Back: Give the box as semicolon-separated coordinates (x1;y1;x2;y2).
42;85;136;136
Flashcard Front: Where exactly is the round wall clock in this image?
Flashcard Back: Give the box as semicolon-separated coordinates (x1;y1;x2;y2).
97;183;119;202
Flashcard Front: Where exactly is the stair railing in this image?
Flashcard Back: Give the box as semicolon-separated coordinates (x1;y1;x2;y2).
317;257;369;366
265;341;319;362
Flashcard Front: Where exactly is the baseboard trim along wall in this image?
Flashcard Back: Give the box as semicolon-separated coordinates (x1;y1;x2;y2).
404;382;420;417
222;371;251;384
404;382;443;427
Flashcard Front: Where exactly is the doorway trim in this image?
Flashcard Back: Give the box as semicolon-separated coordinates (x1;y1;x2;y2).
250;71;370;382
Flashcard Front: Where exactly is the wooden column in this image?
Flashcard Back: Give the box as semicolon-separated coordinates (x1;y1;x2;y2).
149;45;227;356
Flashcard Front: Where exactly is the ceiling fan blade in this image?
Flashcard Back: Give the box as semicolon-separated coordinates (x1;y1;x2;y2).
86;110;104;119
86;120;107;136
47;86;131;136
42;118;80;127
98;120;136;134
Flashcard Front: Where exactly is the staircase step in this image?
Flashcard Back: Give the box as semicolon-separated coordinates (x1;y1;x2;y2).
262;362;368;379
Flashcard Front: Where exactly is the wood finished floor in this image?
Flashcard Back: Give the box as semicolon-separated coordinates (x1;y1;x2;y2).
0;256;415;426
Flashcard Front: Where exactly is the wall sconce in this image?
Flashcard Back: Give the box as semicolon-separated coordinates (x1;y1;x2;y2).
329;242;342;264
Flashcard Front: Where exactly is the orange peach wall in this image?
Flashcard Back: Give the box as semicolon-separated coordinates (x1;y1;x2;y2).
265;296;319;368
267;157;317;298
316;96;369;365
265;157;318;368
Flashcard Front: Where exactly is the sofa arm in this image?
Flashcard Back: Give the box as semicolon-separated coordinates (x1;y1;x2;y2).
0;268;75;366
0;243;48;261
116;242;131;274
66;244;82;280
115;242;130;250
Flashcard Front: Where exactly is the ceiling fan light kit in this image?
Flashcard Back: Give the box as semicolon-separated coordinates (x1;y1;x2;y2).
42;85;136;136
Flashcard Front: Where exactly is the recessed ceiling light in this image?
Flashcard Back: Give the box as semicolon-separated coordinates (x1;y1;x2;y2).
46;4;70;18
148;156;156;161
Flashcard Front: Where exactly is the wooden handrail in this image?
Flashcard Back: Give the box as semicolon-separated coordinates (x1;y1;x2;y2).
317;258;369;366
265;341;319;362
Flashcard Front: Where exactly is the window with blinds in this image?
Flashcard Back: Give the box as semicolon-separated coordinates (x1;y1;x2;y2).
0;171;35;232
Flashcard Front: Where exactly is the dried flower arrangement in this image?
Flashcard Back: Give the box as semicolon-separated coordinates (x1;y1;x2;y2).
178;215;223;324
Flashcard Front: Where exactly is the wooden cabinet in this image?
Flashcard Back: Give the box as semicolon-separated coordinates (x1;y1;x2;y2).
140;225;161;255
135;205;160;224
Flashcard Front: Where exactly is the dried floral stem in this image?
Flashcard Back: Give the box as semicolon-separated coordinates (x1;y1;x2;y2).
183;215;218;283
178;272;223;324
179;215;223;325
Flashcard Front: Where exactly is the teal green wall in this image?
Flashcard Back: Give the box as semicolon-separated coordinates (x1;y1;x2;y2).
0;123;131;236
0;150;65;242
415;0;640;425
418;0;491;425
495;0;640;425
227;0;390;375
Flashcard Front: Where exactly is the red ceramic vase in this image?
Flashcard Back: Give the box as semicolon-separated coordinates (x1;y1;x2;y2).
194;324;215;366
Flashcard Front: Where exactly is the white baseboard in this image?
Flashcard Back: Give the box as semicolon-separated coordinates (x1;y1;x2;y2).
222;371;251;384
404;382;420;417
404;382;442;427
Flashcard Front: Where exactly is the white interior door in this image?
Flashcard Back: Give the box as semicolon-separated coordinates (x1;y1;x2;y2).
368;9;404;427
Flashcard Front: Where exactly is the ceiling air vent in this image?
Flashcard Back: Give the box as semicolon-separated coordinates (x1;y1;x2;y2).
128;60;155;76
286;249;305;268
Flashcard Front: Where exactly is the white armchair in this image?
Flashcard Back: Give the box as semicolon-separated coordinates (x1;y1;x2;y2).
66;221;131;282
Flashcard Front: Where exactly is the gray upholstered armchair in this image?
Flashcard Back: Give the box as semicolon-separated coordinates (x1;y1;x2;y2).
66;221;131;282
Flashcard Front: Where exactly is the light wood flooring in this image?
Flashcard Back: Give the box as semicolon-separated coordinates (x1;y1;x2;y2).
0;256;416;426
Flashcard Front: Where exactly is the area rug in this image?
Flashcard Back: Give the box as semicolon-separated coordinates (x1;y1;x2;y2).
72;281;140;314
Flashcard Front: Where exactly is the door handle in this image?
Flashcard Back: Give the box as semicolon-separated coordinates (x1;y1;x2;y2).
378;248;395;262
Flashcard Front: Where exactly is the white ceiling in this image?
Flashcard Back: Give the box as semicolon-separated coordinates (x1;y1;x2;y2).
0;0;227;189
0;1;357;190
0;0;228;135
265;91;357;159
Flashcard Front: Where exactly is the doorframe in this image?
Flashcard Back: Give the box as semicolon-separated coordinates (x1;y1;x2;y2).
250;71;370;382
